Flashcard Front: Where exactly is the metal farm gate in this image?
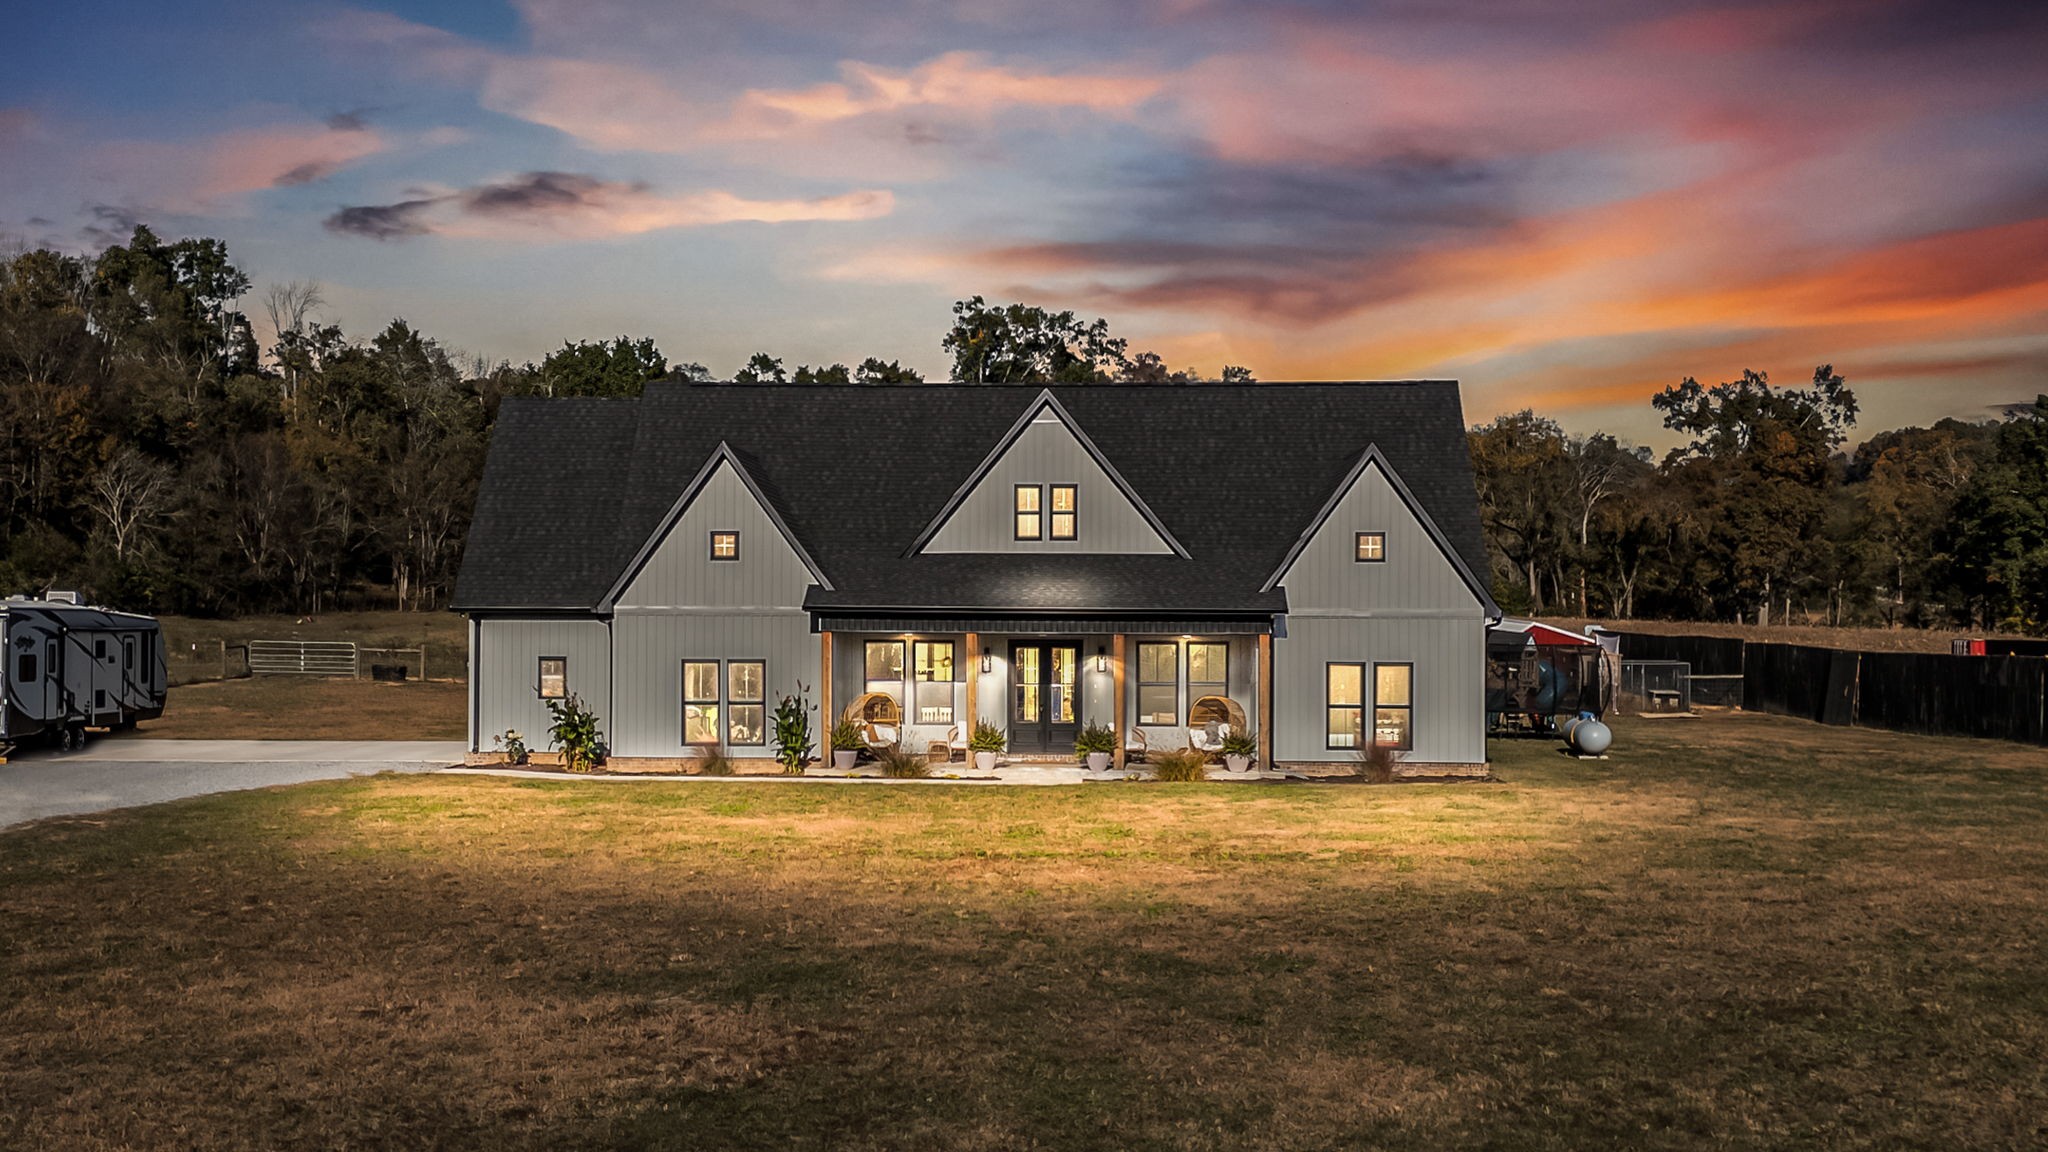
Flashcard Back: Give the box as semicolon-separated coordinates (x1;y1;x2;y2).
247;640;358;677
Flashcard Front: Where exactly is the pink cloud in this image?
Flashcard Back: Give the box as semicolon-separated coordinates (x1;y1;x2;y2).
95;120;386;214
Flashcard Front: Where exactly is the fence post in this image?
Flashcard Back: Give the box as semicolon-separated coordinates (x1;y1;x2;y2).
422;644;428;682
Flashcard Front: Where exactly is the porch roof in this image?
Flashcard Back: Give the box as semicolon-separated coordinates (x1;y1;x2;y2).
812;615;1273;635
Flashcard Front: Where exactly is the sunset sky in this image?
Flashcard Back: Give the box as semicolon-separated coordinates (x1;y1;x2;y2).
6;0;2047;444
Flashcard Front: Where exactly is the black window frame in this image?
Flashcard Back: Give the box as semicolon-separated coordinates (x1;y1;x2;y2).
15;652;36;683
1013;484;1043;540
1326;661;1365;750
1355;532;1386;563
708;530;741;562
1136;641;1178;726
912;640;956;725
683;658;722;746
537;656;569;700
1049;484;1078;540
1185;641;1228;722
864;639;906;702
1373;662;1415;752
727;659;767;746
94;637;108;659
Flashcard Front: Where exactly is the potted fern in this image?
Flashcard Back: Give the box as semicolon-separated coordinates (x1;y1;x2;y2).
1074;722;1116;771
830;717;863;771
968;720;1005;771
1219;728;1258;773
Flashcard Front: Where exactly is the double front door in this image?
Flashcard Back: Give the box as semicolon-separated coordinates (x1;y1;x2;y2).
1010;642;1080;753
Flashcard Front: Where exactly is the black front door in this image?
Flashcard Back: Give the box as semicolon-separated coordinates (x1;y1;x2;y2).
1010;642;1080;753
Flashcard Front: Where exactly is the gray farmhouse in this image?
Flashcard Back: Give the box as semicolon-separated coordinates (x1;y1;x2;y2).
453;381;1501;773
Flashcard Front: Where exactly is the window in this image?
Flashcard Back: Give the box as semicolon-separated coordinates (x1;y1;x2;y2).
1374;664;1414;751
1327;663;1363;749
913;641;955;724
123;638;135;671
95;637;108;659
728;661;766;745
709;531;740;561
1050;485;1077;539
865;640;905;701
1355;532;1386;563
538;657;568;699
15;653;35;682
1186;642;1228;720
1014;485;1042;540
1136;642;1178;725
683;660;720;745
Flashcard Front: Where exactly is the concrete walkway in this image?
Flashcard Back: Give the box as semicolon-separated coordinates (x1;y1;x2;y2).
0;739;465;830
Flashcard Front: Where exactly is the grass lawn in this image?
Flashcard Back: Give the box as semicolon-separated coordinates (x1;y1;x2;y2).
129;676;468;740
4;714;2046;1150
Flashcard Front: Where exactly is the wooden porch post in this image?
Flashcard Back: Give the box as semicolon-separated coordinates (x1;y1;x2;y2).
1257;632;1274;769
819;631;833;741
964;631;979;741
1112;633;1127;771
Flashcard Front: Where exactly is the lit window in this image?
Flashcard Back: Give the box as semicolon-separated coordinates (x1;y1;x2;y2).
1355;532;1386;563
914;641;955;724
1186;642;1228;721
1374;664;1414;751
1050;485;1077;539
1327;663;1363;749
1137;642;1177;725
728;661;765;745
1014;485;1042;540
538;657;568;700
709;531;740;561
683;660;720;745
865;640;905;701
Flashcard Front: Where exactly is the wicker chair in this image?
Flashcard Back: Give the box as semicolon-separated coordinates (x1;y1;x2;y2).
1123;726;1149;763
1188;696;1249;758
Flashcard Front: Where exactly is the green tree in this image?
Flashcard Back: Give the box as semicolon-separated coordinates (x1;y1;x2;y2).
943;296;1129;383
854;357;923;384
1468;411;1572;611
733;353;786;384
536;336;666;398
1944;396;2048;632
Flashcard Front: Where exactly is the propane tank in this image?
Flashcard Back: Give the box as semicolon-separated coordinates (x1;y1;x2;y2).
1561;714;1613;756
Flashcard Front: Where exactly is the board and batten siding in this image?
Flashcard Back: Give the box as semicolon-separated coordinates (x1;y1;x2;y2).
922;413;1173;554
1272;457;1488;765
613;461;815;611
472;618;612;754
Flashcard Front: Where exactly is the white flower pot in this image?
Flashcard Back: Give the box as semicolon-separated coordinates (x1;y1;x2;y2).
833;750;858;771
974;751;998;772
1086;752;1111;771
1224;754;1252;773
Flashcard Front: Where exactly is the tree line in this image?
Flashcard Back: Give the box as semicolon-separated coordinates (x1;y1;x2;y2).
1470;368;2048;633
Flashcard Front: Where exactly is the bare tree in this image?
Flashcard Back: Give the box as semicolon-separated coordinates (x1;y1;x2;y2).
87;447;175;561
263;280;325;403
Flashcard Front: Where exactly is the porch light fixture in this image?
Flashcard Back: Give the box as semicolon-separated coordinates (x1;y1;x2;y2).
1096;646;1108;673
981;647;993;674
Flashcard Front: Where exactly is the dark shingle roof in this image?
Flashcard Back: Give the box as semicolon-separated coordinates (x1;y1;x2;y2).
452;381;1487;616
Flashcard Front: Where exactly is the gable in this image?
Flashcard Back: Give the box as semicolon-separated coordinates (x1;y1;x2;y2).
610;457;819;611
1269;453;1494;616
917;396;1179;556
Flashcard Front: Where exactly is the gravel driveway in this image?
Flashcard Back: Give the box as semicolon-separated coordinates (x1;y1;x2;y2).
0;739;465;829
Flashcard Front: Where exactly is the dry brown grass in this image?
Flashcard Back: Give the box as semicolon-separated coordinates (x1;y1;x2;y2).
4;714;2047;1149
131;676;466;740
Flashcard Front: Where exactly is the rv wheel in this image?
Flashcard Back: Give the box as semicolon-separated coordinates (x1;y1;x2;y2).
57;727;78;753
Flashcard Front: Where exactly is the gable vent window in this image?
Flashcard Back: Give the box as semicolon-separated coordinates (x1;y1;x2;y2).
709;531;740;561
1355;532;1386;563
1050;485;1077;540
1014;485;1042;540
538;657;568;700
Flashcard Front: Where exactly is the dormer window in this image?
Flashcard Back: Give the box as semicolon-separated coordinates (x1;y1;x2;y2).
709;531;740;561
1050;485;1077;539
1355;532;1385;563
1014;485;1042;540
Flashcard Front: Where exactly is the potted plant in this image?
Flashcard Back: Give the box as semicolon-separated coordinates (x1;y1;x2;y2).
1074;722;1116;771
830;717;864;771
968;720;1005;771
1219;728;1258;773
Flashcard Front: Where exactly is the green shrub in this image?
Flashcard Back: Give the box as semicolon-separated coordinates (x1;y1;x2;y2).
1074;722;1116;757
968;721;1006;753
493;729;529;764
545;694;608;773
1219;729;1258;758
694;748;736;776
874;746;931;778
773;683;814;774
1150;747;1209;782
830;717;865;752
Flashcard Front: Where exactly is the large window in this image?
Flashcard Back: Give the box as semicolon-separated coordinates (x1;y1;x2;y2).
1186;642;1228;720
728;661;766;745
683;660;720;745
1327;663;1363;749
864;640;905;699
913;641;955;724
1137;642;1178;725
1355;532;1386;562
1374;664;1414;751
1014;485;1042;540
1050;485;1077;540
709;531;740;561
538;657;568;700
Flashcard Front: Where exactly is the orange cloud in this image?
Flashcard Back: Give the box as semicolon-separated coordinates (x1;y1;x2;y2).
725;51;1163;134
95;120;386;214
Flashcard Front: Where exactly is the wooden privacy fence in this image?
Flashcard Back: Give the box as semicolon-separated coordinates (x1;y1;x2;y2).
247;640;359;677
1614;632;2048;747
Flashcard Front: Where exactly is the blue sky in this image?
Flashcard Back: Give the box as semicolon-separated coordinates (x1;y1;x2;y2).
6;0;2048;444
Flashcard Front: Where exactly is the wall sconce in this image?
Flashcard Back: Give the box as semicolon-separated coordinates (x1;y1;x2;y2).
980;647;993;674
1096;646;1108;673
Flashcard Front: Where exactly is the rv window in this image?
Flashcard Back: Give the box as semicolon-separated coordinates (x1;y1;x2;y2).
96;637;108;659
15;653;34;682
124;638;135;670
